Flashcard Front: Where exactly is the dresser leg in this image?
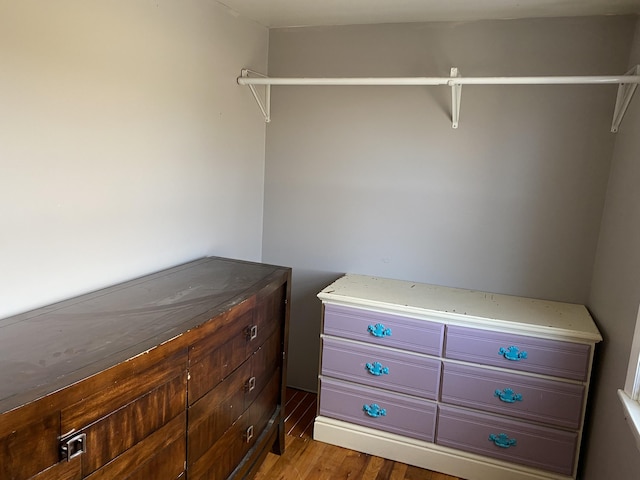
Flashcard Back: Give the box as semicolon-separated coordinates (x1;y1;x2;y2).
273;415;286;455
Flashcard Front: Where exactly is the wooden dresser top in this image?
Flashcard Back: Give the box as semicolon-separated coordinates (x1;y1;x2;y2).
0;257;287;413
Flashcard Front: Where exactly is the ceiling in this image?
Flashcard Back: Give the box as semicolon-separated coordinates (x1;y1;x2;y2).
217;0;640;28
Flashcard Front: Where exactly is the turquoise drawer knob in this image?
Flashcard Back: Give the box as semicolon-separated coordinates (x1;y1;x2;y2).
363;403;387;418
368;323;392;338
489;432;517;448
365;361;389;376
494;387;523;403
499;345;527;361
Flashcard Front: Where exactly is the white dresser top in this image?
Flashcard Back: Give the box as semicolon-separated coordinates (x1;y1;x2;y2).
318;274;602;343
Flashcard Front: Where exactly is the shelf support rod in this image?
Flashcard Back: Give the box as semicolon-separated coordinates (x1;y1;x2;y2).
611;65;640;133
241;69;271;123
450;67;462;129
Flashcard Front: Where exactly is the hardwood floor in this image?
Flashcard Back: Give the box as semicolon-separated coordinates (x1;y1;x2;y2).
255;388;463;480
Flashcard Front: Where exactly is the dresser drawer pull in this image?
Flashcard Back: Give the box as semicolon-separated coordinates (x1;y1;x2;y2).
368;323;392;338
365;361;390;376
60;433;86;461
499;345;528;361
494;388;523;403
363;403;387;418
489;432;517;448
246;325;258;341
245;376;256;392
244;425;254;443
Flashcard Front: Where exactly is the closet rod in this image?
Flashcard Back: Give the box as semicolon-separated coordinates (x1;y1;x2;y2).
238;74;640;86
237;66;640;132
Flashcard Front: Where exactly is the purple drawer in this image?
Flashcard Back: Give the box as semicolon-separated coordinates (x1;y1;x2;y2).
322;337;441;400
445;326;590;381
319;377;436;442
440;363;584;429
323;304;444;356
437;405;577;476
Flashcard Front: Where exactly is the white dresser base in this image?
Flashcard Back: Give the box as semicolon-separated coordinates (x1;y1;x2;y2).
313;416;571;480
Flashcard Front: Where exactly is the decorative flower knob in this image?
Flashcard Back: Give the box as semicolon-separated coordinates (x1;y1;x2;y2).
365;361;390;376
489;432;517;448
494;387;523;403
499;345;527;361
363;403;387;418
368;323;392;338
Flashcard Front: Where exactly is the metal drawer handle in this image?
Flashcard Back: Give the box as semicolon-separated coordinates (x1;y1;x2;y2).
246;325;258;341
363;403;387;418
489;432;517;448
367;323;392;338
245;376;256;392
244;425;254;443
499;345;527;361
60;433;86;461
495;388;523;403
365;361;389;376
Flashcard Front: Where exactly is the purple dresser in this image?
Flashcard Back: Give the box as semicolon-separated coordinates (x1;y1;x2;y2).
314;275;602;480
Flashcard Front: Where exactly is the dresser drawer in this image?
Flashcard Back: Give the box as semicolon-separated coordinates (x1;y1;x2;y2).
189;370;281;480
77;373;186;475
319;377;436;442
437;405;577;476
60;347;187;433
0;412;60;480
188;329;282;466
188;300;256;405
188;358;252;466
441;363;584;429
322;337;441;400
445;326;590;381
323;304;444;356
32;457;82;480
84;412;185;480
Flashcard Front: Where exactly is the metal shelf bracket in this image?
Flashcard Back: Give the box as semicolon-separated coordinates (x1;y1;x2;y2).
611;65;640;133
449;67;462;129
240;69;271;123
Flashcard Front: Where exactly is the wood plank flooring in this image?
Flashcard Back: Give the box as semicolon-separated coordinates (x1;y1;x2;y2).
255;388;463;480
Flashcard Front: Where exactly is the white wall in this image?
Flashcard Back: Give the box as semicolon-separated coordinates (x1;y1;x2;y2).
0;0;268;318
262;16;636;391
584;16;640;480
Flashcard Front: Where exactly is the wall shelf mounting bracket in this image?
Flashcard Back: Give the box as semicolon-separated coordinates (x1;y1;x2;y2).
449;67;462;129
240;69;271;123
611;65;640;133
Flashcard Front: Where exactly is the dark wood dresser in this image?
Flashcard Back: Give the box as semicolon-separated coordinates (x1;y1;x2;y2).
0;257;291;480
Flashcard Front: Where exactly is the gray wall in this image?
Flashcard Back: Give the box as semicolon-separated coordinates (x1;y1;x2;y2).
0;1;268;318
584;16;640;480
263;16;636;393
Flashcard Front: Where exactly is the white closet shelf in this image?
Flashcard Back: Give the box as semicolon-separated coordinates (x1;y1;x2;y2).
237;66;640;132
